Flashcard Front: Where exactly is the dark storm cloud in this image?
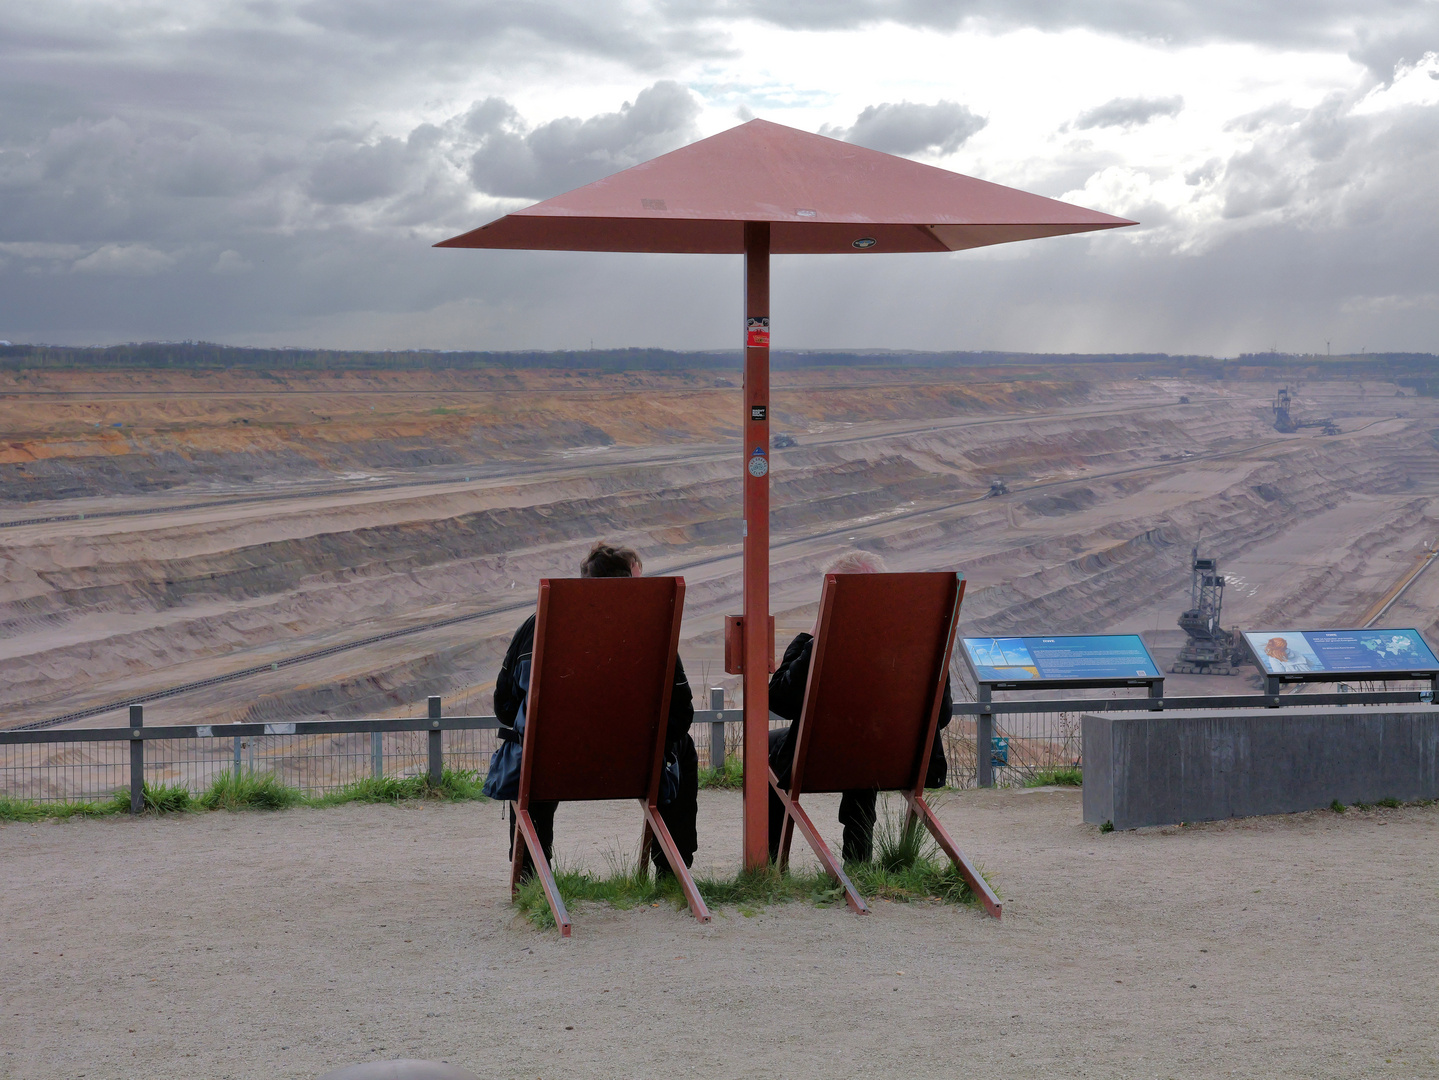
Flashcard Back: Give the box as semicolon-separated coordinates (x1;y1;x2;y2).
1072;96;1184;130
829;100;987;155
465;81;701;199
1;0;1437;353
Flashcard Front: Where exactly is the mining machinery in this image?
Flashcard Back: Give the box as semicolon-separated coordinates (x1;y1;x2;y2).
1273;387;1339;435
987;478;1010;497
1171;547;1247;674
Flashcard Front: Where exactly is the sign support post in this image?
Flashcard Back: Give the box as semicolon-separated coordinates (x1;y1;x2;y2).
742;221;771;870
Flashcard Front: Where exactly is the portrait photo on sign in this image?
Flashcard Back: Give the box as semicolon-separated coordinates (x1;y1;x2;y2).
1248;631;1324;674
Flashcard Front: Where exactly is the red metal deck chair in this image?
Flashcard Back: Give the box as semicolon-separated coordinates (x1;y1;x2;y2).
510;575;712;936
770;571;1002;919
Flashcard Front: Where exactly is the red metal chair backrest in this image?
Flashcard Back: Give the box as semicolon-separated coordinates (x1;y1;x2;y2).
792;572;963;795
519;576;685;804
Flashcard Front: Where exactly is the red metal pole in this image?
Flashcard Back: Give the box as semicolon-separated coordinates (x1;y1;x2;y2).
742;221;771;870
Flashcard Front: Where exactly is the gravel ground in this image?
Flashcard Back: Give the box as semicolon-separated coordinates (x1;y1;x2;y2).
2;788;1437;1080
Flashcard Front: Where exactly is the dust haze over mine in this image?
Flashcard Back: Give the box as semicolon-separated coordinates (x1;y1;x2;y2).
4;344;1438;733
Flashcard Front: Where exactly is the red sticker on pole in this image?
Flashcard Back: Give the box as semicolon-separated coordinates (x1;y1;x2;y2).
746;316;769;348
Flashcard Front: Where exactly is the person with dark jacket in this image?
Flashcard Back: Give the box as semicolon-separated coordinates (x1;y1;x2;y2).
767;550;953;864
495;541;698;880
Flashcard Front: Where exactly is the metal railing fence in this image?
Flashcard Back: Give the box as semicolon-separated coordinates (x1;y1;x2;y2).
3;689;1434;809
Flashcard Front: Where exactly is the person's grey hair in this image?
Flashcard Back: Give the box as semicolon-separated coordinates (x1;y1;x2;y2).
822;549;888;575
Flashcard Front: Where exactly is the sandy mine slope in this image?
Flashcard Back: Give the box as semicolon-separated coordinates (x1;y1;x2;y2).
3;365;1439;732
2;789;1436;1079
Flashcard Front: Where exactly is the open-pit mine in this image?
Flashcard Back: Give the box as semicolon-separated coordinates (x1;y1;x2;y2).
4;361;1438;740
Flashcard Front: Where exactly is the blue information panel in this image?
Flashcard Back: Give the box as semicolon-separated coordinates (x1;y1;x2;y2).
1242;628;1439;676
961;634;1162;684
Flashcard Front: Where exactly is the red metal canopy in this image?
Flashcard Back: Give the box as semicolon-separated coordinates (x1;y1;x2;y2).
437;117;1134;875
435;118;1134;254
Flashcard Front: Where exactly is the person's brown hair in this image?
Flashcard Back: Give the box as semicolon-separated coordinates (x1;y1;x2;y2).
579;542;639;579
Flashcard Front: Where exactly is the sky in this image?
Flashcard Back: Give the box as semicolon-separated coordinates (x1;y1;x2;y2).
1;1;1437;355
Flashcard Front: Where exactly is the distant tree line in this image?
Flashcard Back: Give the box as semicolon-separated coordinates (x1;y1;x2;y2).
0;340;1434;380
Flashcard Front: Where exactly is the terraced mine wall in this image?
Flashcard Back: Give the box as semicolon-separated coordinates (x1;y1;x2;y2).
4;364;1439;754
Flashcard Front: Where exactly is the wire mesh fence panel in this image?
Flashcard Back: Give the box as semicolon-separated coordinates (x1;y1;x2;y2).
990;710;1083;787
940;719;979;789
443;727;499;777
380;731;431;781
0;740;129;804
247;733;373;795
144;737;238;795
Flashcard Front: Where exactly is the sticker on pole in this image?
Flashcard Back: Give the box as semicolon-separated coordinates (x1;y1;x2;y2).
748;447;769;477
746;316;769;347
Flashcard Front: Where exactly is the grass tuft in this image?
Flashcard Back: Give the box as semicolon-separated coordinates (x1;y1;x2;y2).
142;782;193;813
1330;799;1347;814
1025;767;1083;788
199;770;305;811
698;759;743;790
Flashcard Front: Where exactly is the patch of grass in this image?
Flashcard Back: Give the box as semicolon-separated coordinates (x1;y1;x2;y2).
310;768;487;807
0;796;55;822
1100;819;1115;833
199;770;305;811
142;782;193;813
1352;800;1372;811
1377;797;1401;809
698;759;743;789
1025;767;1083;788
0;785;190;822
513;800;993;929
1330;799;1347;813
3;769;488;823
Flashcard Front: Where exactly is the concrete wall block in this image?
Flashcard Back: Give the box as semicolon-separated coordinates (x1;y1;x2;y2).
1082;707;1439;830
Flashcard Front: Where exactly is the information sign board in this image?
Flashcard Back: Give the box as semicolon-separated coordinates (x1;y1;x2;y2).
1242;628;1439;681
961;634;1162;687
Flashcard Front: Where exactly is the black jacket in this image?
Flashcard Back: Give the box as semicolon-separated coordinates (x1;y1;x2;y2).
495;613;695;747
768;631;952;788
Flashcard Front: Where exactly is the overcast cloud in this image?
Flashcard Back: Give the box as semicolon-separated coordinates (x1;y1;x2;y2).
1072;96;1184;131
827;101;988;155
1;0;1437;354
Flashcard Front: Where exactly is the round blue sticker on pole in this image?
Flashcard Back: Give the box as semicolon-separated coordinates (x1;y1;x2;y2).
748;447;768;477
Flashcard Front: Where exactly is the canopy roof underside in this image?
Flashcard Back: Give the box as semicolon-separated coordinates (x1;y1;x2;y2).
436;119;1134;255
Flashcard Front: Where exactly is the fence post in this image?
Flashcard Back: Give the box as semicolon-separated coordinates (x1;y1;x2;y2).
129;705;144;814
976;685;994;788
371;731;383;779
709;687;726;772
233;734;242;778
427;696;443;786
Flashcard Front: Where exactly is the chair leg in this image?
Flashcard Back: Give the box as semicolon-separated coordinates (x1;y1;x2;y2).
509;802;526;897
640;801;712;924
777;814;796;873
768;776;868;914
906;792;1002;920
769;768;797;872
637;819;654;878
513;804;572;937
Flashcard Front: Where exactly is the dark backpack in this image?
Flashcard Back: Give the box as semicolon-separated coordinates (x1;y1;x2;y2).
482;658;528;801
